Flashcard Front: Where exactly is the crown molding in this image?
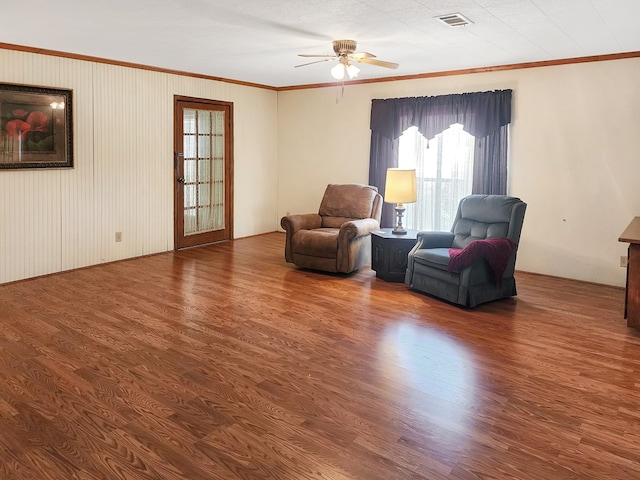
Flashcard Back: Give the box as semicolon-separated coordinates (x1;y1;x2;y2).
277;51;640;91
0;42;277;91
1;42;638;92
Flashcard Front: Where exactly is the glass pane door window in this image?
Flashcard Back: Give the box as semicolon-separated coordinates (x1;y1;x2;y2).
182;108;225;236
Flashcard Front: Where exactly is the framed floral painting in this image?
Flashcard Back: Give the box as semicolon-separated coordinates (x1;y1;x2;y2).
0;83;73;169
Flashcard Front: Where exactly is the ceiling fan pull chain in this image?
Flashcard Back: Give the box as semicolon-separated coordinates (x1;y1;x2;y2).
336;81;346;104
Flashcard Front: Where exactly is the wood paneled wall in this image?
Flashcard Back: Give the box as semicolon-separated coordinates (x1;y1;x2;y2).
0;49;278;284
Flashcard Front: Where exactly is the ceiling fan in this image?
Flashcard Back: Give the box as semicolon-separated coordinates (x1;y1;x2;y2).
295;39;399;80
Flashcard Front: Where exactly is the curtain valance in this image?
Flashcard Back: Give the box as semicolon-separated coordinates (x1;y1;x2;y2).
370;89;512;141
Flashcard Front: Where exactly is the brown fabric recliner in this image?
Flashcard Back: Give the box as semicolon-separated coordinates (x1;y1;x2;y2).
281;184;383;273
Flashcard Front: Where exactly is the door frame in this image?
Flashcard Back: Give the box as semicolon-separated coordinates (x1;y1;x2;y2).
173;95;234;250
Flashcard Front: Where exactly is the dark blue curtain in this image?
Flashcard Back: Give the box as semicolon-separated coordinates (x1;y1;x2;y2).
369;90;512;227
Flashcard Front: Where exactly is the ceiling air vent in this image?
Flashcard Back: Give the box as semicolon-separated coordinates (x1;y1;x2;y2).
436;13;473;27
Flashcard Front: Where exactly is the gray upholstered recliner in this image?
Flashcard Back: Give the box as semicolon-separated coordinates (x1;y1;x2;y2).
405;194;527;307
281;184;383;273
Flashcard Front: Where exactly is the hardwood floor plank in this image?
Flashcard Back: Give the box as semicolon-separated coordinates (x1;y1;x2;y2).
0;232;638;479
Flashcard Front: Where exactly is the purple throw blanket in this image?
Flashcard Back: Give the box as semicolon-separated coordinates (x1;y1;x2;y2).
448;238;516;284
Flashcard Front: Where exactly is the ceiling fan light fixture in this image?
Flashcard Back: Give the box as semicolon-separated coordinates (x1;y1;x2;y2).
331;63;345;80
297;39;399;81
346;63;360;79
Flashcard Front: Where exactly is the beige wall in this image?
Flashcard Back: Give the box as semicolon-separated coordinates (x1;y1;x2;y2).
277;58;640;287
0;49;278;284
2;47;637;288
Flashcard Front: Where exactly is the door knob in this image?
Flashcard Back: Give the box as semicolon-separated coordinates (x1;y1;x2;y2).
177;177;185;183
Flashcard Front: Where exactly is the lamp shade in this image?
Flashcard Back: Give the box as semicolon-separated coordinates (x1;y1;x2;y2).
346;63;360;79
384;168;417;203
331;63;345;80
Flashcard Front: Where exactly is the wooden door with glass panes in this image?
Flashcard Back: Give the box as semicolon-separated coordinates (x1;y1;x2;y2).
174;97;233;249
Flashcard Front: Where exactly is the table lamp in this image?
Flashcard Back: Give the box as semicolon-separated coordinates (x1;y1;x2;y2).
384;168;417;235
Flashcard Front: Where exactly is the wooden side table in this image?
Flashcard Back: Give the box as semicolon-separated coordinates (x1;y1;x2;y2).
619;217;640;328
371;228;419;282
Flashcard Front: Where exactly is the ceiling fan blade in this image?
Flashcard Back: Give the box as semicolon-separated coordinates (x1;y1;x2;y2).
297;54;336;58
357;58;399;69
294;58;333;68
349;52;376;59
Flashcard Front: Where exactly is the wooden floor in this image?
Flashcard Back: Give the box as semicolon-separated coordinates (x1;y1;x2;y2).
0;232;639;480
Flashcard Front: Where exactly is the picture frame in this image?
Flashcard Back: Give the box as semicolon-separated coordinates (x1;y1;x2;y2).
0;83;73;170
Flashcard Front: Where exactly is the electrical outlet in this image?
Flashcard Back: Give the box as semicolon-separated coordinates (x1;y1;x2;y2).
620;255;628;268
115;232;122;243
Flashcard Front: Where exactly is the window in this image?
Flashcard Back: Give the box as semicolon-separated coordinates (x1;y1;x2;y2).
369;90;512;230
398;124;475;231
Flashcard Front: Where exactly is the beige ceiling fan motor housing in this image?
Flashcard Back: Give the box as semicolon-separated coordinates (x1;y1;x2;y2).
332;40;357;55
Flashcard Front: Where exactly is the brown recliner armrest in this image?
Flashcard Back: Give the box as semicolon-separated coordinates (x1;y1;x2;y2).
280;213;322;233
336;218;380;272
280;214;322;263
337;218;380;243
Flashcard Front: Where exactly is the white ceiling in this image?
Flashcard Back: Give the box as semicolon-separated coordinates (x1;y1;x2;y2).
3;0;639;88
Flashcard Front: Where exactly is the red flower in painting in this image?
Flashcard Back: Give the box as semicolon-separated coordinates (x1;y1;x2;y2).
12;109;28;118
6;119;32;140
25;111;50;132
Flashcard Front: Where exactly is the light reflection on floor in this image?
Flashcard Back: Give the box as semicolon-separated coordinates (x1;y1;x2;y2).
377;320;478;445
